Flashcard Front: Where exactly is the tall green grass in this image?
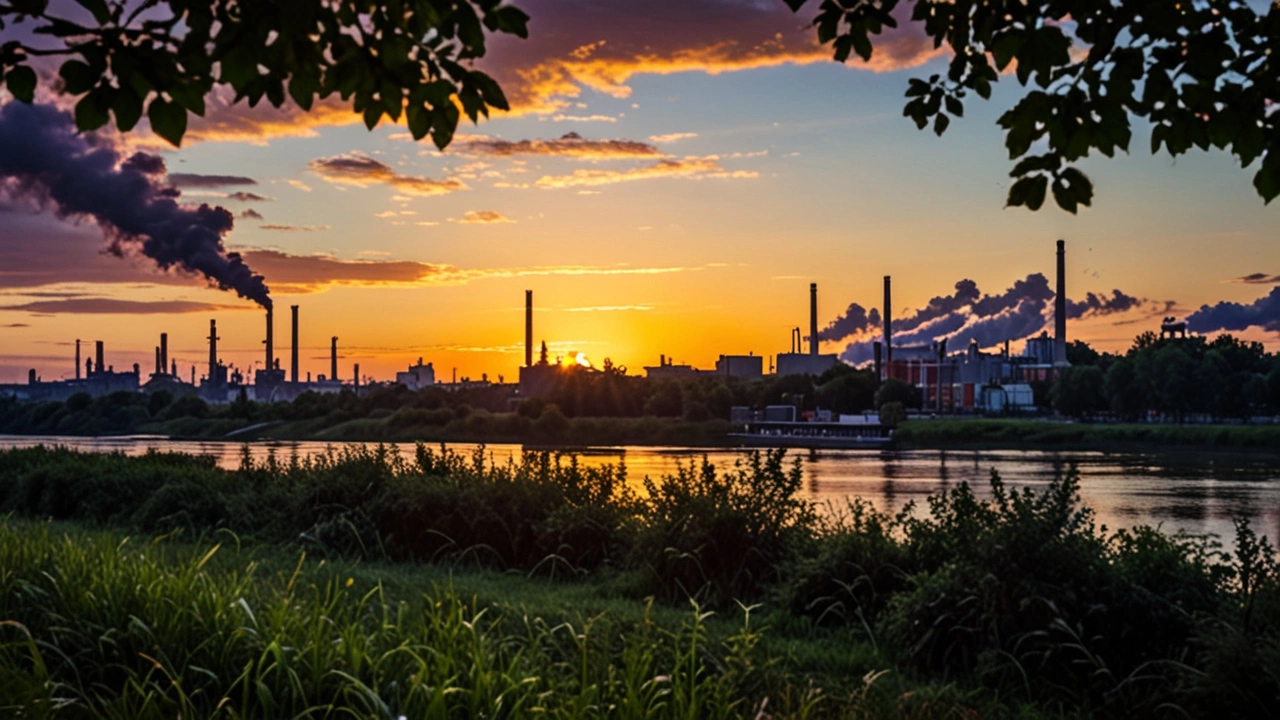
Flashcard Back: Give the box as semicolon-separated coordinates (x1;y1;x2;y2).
0;522;774;719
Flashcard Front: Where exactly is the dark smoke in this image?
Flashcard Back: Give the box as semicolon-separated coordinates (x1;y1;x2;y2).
835;273;1147;365
1065;289;1142;318
1186;287;1280;334
0;103;271;308
817;303;880;342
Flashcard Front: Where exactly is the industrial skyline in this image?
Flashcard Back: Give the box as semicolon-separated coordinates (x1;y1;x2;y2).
2;0;1279;382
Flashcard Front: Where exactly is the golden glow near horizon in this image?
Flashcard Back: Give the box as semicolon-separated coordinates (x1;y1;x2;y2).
2;0;1279;384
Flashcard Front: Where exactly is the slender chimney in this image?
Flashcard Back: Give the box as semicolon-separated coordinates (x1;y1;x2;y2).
1054;239;1068;367
291;305;300;383
525;290;533;368
354;363;360;389
28;369;36;384
883;275;893;366
160;333;168;375
95;340;104;376
809;282;819;356
331;336;338;381
265;306;274;375
171;359;177;376
75;339;81;380
208;319;218;386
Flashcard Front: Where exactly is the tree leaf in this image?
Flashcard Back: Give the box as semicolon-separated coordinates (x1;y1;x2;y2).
74;92;109;131
147;97;187;147
112;87;143;132
289;73;317;111
71;0;110;24
6;65;36;103
59;59;96;94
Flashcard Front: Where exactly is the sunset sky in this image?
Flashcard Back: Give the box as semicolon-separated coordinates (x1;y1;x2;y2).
2;0;1278;385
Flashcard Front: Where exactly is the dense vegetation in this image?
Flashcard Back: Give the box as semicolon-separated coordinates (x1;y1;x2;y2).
1051;334;1280;421
1;446;1278;717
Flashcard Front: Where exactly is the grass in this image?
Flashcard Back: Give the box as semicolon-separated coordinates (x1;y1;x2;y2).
1;445;1278;717
0;520;997;719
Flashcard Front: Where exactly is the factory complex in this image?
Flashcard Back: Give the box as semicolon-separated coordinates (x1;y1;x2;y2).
5;240;1084;416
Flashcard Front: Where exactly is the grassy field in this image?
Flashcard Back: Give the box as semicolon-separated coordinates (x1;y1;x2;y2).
893;417;1280;451
0;520;1004;719
1;445;1278;717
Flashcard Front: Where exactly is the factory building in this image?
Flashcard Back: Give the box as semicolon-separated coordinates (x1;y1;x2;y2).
880;240;1071;413
642;353;762;380
776;283;841;377
644;355;698;380
396;359;437;390
0;339;143;402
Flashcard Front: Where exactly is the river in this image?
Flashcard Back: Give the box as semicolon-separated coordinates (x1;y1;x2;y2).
2;435;1278;543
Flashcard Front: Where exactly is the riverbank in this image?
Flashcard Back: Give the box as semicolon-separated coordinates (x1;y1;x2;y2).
0;445;1277;717
893;417;1280;452
143;413;737;447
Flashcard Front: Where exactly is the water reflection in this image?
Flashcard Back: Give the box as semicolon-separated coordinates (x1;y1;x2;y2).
1;435;1278;542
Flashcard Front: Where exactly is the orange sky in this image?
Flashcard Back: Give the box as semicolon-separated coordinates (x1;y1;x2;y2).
2;0;1278;384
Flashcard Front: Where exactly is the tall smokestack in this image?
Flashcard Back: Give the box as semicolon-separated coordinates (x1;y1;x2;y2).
160;333;168;375
208;319;218;385
331;337;338;381
75;339;81;380
883;276;893;367
874;341;883;383
525;290;533;368
1055;239;1068;367
291;305;299;383
95;340;104;376
265;306;274;374
354;363;360;389
809;282;818;356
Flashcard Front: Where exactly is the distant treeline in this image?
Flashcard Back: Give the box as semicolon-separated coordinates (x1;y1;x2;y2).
0;365;891;444
1052;333;1280;421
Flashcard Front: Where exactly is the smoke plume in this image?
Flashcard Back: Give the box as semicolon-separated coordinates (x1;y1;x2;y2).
1065;289;1142;318
817;303;881;342
0;102;271;308
833;274;1147;364
1186;287;1280;334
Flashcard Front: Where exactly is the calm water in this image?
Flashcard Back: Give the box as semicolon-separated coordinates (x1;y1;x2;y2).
2;435;1278;543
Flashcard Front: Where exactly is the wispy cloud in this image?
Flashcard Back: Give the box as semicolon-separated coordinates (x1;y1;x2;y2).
167;173;257;188
650;132;698;143
3;298;250;315
1228;273;1280;285
560;304;654;312
459;210;515;224
260;224;330;232
309;154;466;196
240;208;264;220
286;179;313;192
234;249;707;294
535;157;757;188
455;132;660;159
552;114;618;123
227;191;271;202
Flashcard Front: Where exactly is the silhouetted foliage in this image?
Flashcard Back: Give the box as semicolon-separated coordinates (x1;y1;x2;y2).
0;1;528;147
788;0;1280;210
